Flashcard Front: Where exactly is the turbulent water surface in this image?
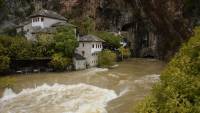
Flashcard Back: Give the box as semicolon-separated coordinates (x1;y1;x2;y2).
0;59;165;113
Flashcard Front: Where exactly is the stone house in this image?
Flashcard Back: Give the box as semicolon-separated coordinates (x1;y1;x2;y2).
75;35;104;68
16;9;104;70
16;9;77;40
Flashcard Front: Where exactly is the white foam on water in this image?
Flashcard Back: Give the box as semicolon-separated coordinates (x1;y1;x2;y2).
134;74;160;84
110;64;119;68
108;73;119;78
119;87;130;97
86;68;109;75
1;88;16;101
0;83;118;113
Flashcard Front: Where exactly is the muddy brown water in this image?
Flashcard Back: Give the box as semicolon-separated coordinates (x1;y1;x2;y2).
0;58;165;113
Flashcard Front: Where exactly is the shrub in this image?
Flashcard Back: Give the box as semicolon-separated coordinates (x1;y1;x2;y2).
49;53;71;71
98;50;117;67
135;27;200;113
119;47;131;59
6;36;33;59
34;33;55;57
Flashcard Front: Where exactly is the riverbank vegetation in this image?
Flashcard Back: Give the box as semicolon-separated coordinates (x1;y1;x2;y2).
119;47;131;60
98;49;117;68
135;27;200;113
0;26;77;73
0;17;130;73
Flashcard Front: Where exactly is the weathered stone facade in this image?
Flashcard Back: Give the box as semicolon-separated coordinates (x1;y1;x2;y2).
76;35;104;67
73;53;86;70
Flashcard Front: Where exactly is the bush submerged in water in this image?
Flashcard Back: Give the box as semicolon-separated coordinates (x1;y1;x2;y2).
98;50;117;68
135;27;200;113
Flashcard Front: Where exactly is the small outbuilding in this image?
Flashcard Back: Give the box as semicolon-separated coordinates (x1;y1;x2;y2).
73;53;86;70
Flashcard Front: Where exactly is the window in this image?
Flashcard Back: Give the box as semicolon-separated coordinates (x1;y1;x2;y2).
92;44;94;48
82;51;85;56
96;44;98;48
41;17;44;22
82;43;85;47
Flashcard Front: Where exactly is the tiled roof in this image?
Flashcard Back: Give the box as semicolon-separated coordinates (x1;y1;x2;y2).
79;35;105;42
30;9;67;21
16;19;31;28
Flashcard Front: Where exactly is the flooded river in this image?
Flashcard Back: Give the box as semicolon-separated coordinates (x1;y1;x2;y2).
0;58;165;113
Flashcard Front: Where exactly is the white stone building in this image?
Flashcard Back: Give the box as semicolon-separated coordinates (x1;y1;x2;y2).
75;35;104;68
16;9;76;40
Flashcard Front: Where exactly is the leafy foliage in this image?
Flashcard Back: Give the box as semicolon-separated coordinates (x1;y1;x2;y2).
34;34;55;57
91;31;121;49
119;47;131;59
71;17;95;35
0;25;77;73
54;26;78;58
135;27;200;113
49;53;71;71
0;56;10;72
98;49;117;67
8;37;33;59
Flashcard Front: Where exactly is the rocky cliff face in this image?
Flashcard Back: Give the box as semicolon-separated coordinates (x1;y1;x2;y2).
0;0;197;60
125;0;192;60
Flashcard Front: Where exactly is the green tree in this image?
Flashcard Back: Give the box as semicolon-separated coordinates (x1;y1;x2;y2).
98;49;117;67
0;36;11;72
54;26;78;58
135;27;200;113
8;36;33;59
34;33;55;57
71;17;95;35
0;56;10;72
91;31;121;49
49;53;71;71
